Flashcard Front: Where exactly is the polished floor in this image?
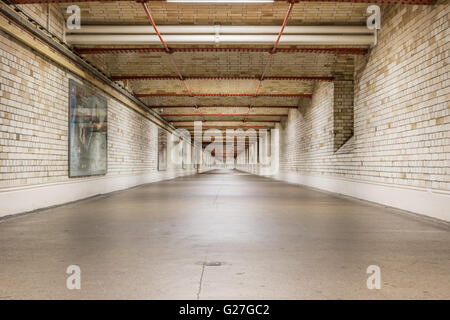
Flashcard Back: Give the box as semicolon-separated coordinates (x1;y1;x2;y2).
0;169;449;299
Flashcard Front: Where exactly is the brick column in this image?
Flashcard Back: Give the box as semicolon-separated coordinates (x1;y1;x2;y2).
333;77;354;152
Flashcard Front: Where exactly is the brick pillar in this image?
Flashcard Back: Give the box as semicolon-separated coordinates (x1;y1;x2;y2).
333;77;354;152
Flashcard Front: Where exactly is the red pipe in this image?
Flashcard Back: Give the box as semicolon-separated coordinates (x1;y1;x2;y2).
142;3;170;53
271;2;295;54
76;47;368;55
137;93;311;97
210;144;248;146
141;2;199;110
242;1;295;122
254;2;295;97
111;75;333;82
190;132;259;134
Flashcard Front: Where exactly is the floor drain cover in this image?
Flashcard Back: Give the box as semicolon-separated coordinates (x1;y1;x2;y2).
204;261;222;267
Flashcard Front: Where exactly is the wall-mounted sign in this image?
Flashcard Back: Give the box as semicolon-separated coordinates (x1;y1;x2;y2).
69;79;107;177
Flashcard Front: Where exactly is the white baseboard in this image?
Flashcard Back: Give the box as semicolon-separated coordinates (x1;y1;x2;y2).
0;169;200;218
258;170;450;222
3;169;448;222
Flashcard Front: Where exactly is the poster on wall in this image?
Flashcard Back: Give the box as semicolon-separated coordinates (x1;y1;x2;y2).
69;79;107;177
158;128;167;171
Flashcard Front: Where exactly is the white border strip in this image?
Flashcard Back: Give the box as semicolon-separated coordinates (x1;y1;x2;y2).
266;171;450;222
0;169;203;218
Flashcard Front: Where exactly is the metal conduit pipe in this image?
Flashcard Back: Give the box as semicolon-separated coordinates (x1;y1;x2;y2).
67;25;373;35
66;34;375;45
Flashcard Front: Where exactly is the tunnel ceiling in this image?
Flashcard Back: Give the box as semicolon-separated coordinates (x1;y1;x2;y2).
51;0;373;142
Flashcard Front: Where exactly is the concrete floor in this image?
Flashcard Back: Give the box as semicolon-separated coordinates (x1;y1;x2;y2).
0;169;449;299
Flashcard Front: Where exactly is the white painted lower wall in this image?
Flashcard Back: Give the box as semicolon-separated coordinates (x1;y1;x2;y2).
238;168;450;222
0;168;212;218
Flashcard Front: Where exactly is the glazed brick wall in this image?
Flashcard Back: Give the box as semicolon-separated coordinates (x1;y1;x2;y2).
280;82;334;173
0;32;191;189
279;3;449;191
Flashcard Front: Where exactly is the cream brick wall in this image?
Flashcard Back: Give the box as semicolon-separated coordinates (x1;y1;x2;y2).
227;3;450;220
0;31;201;215
277;3;449;191
279;82;334;174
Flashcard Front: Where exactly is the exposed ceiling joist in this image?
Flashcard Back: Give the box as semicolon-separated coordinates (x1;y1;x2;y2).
10;0;436;5
151;105;298;109
178;125;274;128
112;76;333;82
160;113;288;117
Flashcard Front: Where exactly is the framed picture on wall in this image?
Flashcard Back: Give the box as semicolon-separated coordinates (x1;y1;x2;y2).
158;128;167;171
68;79;107;177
